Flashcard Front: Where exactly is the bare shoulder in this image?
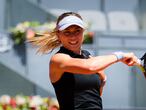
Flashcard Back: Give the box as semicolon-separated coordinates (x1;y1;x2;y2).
49;53;71;83
50;53;71;63
50;53;73;72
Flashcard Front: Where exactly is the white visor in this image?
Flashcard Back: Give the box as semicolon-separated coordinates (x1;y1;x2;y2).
57;16;85;31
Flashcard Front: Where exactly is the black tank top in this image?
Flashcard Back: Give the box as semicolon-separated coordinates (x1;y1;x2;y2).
52;46;102;110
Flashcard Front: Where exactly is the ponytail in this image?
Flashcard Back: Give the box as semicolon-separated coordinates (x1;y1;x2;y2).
28;30;61;54
28;12;83;54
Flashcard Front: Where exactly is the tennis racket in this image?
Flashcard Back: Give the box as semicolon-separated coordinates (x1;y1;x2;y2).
136;53;146;79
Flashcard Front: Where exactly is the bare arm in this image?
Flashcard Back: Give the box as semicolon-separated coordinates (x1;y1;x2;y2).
50;53;117;82
50;52;138;82
50;53;117;74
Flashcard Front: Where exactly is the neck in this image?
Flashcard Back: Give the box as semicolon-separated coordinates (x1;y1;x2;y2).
62;46;82;55
74;49;81;55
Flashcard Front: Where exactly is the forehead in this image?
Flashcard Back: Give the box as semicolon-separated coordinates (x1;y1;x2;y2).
64;25;82;31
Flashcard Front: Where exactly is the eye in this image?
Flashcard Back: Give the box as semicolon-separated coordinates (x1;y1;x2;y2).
63;31;70;36
74;29;82;35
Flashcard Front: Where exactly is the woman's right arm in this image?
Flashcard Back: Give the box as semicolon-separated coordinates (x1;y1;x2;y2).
49;52;138;82
50;53;117;74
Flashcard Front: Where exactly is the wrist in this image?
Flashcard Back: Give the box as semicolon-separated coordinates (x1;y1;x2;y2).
112;51;124;61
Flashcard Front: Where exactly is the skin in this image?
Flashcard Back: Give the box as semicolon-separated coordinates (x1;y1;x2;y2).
57;25;84;54
49;25;139;96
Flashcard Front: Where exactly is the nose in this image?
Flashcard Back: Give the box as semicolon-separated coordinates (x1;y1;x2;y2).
69;35;77;40
70;33;77;37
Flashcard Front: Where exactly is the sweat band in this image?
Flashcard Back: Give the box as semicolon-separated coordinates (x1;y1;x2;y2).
113;51;124;61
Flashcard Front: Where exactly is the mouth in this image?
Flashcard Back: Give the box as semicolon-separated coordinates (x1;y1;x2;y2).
69;41;78;45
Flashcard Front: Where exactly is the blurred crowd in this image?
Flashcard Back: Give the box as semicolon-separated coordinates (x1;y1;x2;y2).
0;95;59;110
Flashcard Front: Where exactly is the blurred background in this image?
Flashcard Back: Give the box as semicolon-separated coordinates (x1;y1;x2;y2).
0;0;146;110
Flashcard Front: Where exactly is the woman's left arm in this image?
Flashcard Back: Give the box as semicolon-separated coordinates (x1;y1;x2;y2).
98;70;107;96
89;56;107;96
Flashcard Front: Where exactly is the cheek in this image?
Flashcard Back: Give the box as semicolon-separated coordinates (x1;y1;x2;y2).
58;36;68;44
79;34;84;42
58;35;64;41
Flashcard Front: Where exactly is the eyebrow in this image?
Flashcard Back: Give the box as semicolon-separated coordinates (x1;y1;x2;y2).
64;27;82;31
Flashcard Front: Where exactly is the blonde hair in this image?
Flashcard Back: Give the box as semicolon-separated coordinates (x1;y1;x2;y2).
28;12;83;54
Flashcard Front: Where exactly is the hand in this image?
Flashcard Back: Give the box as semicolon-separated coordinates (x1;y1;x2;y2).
121;52;139;66
98;70;107;96
100;76;107;96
